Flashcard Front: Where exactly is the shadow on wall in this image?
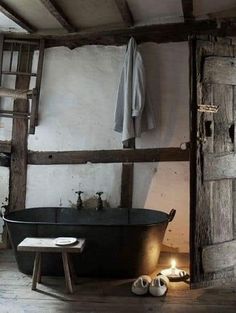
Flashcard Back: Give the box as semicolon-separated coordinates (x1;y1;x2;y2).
137;42;189;149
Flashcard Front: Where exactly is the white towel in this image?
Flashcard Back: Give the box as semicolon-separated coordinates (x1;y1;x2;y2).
114;38;156;143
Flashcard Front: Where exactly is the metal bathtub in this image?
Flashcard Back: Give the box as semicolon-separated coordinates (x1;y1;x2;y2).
4;207;175;277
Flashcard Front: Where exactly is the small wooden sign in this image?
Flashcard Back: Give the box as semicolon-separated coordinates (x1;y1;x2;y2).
198;104;219;113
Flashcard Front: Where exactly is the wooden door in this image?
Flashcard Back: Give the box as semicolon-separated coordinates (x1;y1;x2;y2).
190;37;236;288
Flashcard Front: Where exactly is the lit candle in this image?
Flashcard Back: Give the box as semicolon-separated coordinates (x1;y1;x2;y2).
171;259;176;275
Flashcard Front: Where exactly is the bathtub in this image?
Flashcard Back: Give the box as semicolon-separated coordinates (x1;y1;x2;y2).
4;207;175;277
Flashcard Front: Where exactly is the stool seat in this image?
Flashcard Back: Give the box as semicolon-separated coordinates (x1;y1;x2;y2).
17;237;85;293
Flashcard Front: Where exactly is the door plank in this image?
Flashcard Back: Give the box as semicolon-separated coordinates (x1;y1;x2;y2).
191;38;235;287
203;57;236;85
202;239;236;273
205;153;236;180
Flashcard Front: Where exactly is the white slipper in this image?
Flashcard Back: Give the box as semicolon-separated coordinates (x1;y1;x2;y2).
149;274;169;297
131;275;152;295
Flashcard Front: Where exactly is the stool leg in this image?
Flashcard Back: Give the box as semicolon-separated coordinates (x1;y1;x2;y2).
37;253;42;283
62;252;73;294
68;254;78;285
32;252;41;290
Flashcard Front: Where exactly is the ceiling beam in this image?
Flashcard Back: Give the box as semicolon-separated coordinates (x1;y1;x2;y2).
4;19;234;48
40;0;76;32
181;0;194;22
0;0;36;33
44;19;219;47
115;0;134;27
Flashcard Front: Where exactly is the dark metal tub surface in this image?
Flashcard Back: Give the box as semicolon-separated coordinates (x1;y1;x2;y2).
4;207;175;278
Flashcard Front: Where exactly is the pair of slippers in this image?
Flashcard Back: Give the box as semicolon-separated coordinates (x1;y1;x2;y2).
131;274;169;297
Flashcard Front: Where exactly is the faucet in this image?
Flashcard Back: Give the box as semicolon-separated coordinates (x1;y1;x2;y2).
96;192;103;211
0;197;9;217
75;191;83;210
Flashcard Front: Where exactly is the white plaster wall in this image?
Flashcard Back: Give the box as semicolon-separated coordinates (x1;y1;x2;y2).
133;162;189;252
25;42;189;252
28;46;125;151
26;164;121;208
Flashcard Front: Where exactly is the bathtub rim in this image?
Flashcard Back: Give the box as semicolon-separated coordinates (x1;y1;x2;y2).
3;207;175;227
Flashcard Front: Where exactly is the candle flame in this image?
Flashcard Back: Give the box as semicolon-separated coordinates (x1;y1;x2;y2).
171;259;176;269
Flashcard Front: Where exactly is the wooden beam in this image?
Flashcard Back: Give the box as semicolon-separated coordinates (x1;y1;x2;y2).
40;0;76;32
29;39;45;134
0;140;11;153
181;0;194;22
2;19;219;47
120;138;135;208
189;37;198;287
28;148;189;165
0;1;36;33
44;19;218;47
120;163;134;208
202;239;236;273
9;50;33;212
115;0;134;27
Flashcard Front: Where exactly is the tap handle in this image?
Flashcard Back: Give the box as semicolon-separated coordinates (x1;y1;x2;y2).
96;192;103;198
75;191;83;196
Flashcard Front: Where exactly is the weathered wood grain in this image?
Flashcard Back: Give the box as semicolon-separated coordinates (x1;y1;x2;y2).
203;56;236;85
0;250;236;313
17;237;85;253
115;0;134;26
120;163;133;208
8;50;33;211
3;19;219;48
205;153;236;180
40;0;76;32
28;148;189;165
202;239;236;273
191;38;235;287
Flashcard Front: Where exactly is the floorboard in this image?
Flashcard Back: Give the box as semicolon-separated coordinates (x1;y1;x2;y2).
0;250;235;313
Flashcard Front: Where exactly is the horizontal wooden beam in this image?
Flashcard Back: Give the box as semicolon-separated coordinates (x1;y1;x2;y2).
40;0;76;33
0;140;11;153
28;148;189;165
115;0;134;27
0;0;36;33
202;239;236;273
45;19;218;47
3;19;220;47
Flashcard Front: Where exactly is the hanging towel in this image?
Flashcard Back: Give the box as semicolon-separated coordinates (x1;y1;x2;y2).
114;37;156;143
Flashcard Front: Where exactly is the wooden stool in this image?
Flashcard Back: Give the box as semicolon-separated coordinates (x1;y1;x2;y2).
17;237;85;293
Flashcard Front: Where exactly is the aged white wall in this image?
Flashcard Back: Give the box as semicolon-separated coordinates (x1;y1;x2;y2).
28;45;125;151
26;164;122;208
0;42;189;252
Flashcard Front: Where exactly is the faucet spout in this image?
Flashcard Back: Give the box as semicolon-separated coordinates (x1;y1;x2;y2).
96;192;104;211
75;191;83;210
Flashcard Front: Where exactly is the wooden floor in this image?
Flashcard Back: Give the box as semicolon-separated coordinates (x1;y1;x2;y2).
0;250;236;313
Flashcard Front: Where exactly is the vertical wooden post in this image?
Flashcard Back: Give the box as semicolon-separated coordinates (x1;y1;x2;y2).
0;34;4;85
29;39;45;134
189;37;197;287
9;49;33;211
120;138;135;208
